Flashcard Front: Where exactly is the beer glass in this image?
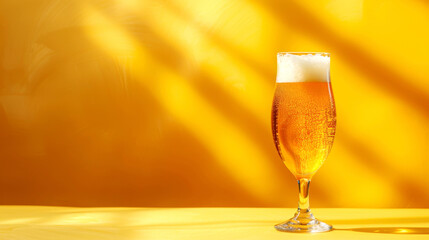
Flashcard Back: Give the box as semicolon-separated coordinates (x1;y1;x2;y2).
271;52;336;232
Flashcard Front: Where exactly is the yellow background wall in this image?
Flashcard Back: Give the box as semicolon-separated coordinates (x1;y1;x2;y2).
0;0;428;207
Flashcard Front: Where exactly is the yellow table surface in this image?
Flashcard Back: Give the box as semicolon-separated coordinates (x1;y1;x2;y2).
1;207;429;239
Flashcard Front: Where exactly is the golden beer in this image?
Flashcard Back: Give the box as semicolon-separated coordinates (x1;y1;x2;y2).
272;52;335;233
272;82;336;179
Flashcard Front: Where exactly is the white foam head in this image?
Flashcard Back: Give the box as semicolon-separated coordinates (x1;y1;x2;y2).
276;53;330;83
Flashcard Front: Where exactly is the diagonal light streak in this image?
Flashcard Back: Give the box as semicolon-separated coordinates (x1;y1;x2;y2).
81;4;282;203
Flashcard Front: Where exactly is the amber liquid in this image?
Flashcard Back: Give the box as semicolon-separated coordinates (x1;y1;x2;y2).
272;82;336;179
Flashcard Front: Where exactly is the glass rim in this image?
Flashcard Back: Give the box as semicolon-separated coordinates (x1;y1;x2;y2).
277;52;330;57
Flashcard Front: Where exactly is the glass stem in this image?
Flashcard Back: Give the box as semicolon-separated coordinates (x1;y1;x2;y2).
298;178;310;212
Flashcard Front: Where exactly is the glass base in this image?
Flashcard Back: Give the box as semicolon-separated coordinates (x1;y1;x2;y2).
275;209;332;233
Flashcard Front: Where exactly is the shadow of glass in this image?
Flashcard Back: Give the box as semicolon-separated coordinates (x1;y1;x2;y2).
329;216;429;225
336;227;429;235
